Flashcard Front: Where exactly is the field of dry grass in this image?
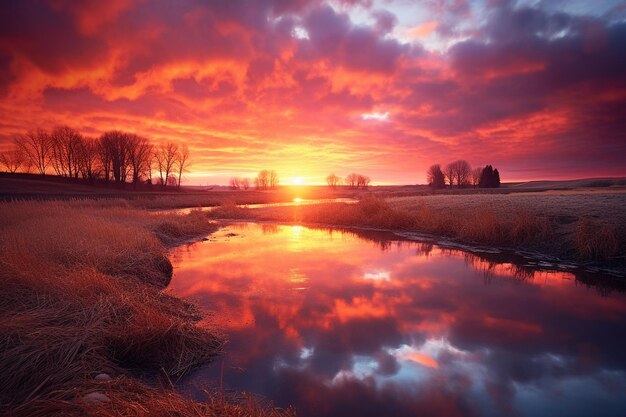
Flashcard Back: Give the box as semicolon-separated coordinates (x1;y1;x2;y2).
0;175;358;209
209;190;626;271
0;200;293;417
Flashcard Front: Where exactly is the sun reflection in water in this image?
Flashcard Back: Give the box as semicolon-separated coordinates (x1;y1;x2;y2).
168;223;626;417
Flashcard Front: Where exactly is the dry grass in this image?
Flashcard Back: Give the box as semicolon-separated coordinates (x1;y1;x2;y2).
575;217;620;261
17;377;294;417
210;193;626;268
0;200;290;416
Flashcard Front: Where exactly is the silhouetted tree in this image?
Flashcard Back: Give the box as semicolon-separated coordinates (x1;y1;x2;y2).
479;165;492;188
356;174;371;188
0;148;26;173
241;177;251;190
76;137;99;181
127;135;153;187
471;167;482;187
50;126;83;178
14;129;51;175
97;134;113;182
427;164;446;189
268;170;279;189
479;165;501;188
255;170;268;189
229;177;241;190
326;173;340;188
100;131;131;185
255;170;279;190
345;173;371;189
345;173;359;188
176;144;190;188
443;163;455;187
446;160;471;188
155;142;179;188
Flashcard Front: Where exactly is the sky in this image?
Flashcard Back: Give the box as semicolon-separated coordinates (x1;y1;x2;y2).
0;0;625;185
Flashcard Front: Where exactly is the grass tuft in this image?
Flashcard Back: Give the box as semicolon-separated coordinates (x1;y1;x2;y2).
575;217;619;261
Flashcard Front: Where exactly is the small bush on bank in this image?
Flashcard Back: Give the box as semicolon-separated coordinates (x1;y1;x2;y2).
575;217;619;261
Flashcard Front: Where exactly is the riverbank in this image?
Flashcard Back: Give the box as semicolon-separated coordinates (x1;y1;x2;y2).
208;191;626;275
0;200;293;416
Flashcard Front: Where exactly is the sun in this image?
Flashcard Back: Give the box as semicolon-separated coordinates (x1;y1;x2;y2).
291;177;304;186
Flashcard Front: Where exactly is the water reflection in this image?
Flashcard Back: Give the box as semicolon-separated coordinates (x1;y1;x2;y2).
169;223;626;417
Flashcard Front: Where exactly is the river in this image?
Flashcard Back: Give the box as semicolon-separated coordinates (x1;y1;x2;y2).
168;222;626;417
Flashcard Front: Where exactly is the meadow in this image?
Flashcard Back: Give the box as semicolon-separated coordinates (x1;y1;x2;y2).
1;180;625;415
209;189;626;272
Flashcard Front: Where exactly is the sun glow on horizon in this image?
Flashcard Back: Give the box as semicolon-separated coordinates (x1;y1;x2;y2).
291;177;304;186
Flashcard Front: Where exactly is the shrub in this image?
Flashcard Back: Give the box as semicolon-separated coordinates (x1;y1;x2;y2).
509;209;553;245
575;217;619;261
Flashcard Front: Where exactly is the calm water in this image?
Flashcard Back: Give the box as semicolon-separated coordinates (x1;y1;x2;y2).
168;223;626;417
157;197;357;215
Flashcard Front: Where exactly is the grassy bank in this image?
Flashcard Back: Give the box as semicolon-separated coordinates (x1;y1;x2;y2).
209;192;626;272
0;200;292;417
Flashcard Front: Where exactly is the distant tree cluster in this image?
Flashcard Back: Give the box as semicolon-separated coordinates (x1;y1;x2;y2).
426;164;446;189
0;126;191;188
427;160;501;189
345;173;371;189
324;172;371;189
254;170;279;190
479;165;501;188
229;176;251;190
326;173;341;188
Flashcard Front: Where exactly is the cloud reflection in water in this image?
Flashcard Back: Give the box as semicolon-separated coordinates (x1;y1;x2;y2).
169;223;626;417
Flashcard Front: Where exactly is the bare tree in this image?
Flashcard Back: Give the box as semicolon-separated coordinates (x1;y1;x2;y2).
127;135;153;187
255;170;269;190
14;129;51;175
241;177;250;190
326;173;340;188
443;163;455;187
345;173;370;189
471;167;482;187
0;147;25;173
345;173;359;188
229;177;241;190
50;126;83;177
268;170;279;189
77;137;100;181
176;144;190;188
448;160;471;187
154;142;179;188
356;174;371;188
427;164;446;189
100;131;131;185
97;134;113;182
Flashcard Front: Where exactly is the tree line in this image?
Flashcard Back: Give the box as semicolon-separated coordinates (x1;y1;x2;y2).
326;173;371;189
0;126;190;188
229;171;372;190
229;170;279;190
427;160;500;189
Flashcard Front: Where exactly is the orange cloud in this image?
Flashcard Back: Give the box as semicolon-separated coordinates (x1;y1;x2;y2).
0;0;625;184
407;21;438;39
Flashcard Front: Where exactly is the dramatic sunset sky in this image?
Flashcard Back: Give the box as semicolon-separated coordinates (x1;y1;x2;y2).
1;0;625;185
